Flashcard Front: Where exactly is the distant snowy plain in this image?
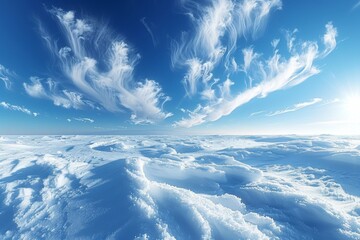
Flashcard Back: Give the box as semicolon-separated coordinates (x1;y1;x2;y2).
0;135;360;239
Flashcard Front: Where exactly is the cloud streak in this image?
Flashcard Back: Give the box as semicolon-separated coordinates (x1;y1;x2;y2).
353;0;360;10
175;22;337;127
249;110;265;117
140;17;158;47
0;64;15;90
267;98;322;116
24;8;171;124
68;117;95;123
0;101;38;117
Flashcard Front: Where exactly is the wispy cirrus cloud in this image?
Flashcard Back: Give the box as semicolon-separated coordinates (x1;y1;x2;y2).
320;98;340;106
249;110;265;117
322;22;337;57
175;23;337;128
0;101;38;117
25;8;171;124
0;64;16;90
67;117;94;123
266;98;322;116
251;97;338;117
353;0;360;10
140;17;158;47
24;77;93;109
171;0;282;96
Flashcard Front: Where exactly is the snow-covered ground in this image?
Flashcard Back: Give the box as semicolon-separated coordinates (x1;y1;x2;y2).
0;135;359;239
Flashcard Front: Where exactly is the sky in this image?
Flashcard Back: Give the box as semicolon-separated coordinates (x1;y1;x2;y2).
0;0;360;135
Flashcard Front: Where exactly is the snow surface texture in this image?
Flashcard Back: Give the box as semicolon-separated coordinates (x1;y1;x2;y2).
0;135;360;239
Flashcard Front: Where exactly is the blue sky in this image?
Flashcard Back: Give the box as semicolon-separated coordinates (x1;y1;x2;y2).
1;0;360;134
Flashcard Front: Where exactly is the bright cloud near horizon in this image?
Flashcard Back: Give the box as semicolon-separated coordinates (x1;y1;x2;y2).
0;0;360;135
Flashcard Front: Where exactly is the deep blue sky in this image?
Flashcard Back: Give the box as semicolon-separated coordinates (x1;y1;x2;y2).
1;0;360;134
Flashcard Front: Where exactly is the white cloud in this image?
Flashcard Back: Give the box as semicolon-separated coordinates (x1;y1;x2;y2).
172;0;282;96
250;110;265;117
140;17;157;47
126;80;173;124
250;98;335;118
24;77;92;109
182;58;204;96
174;23;337;128
322;22;337;57
73;117;94;123
0;101;38;117
242;47;259;74
67;117;94;123
267;98;322;116
271;38;280;49
0;64;15;90
26;7;171;124
353;0;360;10
320;98;340;106
286;29;298;52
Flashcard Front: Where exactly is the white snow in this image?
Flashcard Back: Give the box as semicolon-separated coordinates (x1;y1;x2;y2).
0;135;359;239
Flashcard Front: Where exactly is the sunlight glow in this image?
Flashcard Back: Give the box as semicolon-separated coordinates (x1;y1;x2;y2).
343;94;360;121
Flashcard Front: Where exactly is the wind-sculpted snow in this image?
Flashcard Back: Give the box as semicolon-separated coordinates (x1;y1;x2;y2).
0;136;359;239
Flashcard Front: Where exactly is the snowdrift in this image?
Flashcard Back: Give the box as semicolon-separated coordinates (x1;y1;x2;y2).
0;135;359;239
